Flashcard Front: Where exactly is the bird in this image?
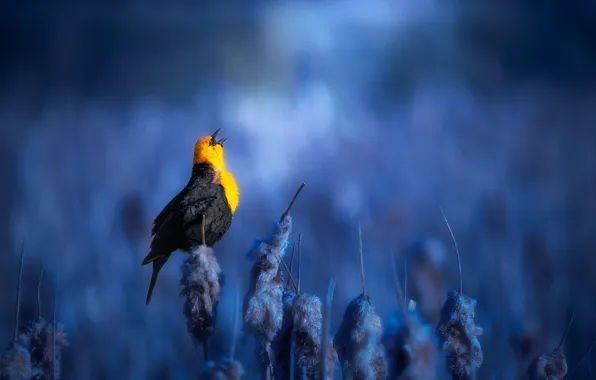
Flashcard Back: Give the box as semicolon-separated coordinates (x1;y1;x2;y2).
141;128;239;305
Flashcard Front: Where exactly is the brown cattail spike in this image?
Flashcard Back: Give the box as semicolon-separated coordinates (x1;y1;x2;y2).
436;291;484;379
292;292;330;379
440;206;463;294
358;224;366;297
526;315;577;380
280;183;306;222
244;206;293;372
180;245;222;361
334;293;387;379
382;302;439;380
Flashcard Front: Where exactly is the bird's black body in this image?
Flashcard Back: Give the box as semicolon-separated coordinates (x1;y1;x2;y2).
142;162;233;305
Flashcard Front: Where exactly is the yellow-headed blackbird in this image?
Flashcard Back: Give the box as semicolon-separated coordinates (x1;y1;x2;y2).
141;128;239;305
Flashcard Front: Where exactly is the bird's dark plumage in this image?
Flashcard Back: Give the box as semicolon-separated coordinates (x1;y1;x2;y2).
142;163;233;305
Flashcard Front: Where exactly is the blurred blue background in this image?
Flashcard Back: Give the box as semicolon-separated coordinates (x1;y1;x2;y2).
1;0;596;378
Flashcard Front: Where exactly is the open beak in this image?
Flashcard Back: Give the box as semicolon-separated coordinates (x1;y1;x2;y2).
209;128;226;146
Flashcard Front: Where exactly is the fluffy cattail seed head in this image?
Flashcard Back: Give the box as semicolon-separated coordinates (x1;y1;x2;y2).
526;350;567;380
0;342;32;380
243;215;292;345
383;308;439;380
180;245;223;345
334;294;387;380
436;291;483;380
292;293;336;380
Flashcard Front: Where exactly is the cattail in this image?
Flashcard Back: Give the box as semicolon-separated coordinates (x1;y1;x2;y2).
292;292;336;380
383;315;409;377
334;297;387;380
0;341;32;380
436;292;483;380
0;243;31;380
2;248;68;380
334;225;387;380
244;184;305;376
200;357;245;380
436;208;483;380
272;286;297;379
408;238;447;325
510;325;542;378
272;237;303;380
243;217;290;345
510;326;541;363
383;308;438;380
180;242;223;360
383;254;438;380
384;306;439;380
404;308;438;379
21;318;68;379
526;314;574;380
527;351;568;380
199;282;244;380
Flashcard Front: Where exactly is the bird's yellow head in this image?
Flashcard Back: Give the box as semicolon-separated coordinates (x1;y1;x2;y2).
193;128;228;171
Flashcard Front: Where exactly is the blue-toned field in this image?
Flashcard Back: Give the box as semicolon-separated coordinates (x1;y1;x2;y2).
1;1;595;379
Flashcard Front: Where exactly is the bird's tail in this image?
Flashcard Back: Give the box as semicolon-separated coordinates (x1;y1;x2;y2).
146;256;166;305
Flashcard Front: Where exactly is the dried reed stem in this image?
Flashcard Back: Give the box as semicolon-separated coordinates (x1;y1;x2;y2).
557;313;575;351
358;224;366;297
280;183;306;222
281;259;299;293
564;339;596;379
440;206;463;294
287;243;296;288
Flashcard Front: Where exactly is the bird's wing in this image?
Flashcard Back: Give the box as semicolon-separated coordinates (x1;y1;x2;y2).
151;190;185;236
142;190;186;266
179;183;223;227
142;216;181;266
